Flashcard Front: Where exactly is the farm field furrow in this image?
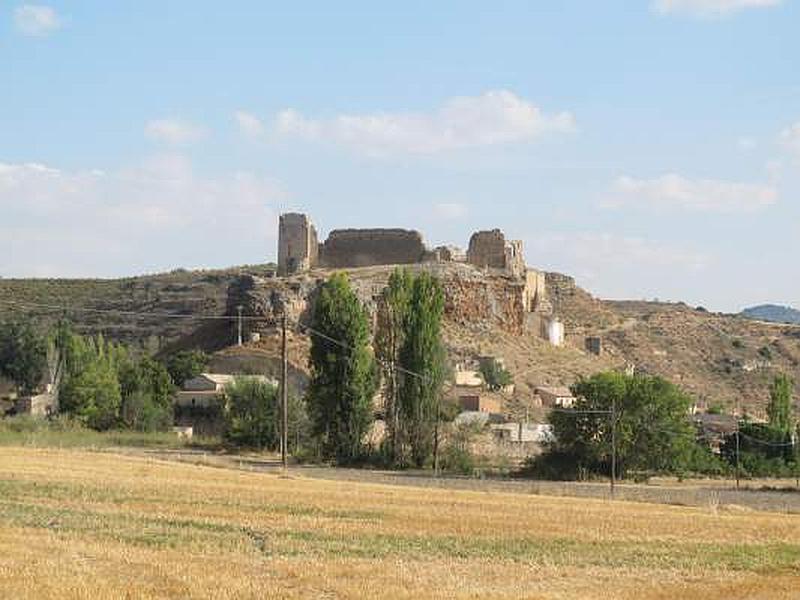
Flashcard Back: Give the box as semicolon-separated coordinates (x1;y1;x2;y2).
0;447;798;599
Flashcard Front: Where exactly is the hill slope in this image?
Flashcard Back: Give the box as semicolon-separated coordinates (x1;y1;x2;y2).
2;263;798;416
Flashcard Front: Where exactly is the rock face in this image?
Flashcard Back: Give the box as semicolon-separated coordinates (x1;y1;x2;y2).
228;263;546;339
319;228;426;269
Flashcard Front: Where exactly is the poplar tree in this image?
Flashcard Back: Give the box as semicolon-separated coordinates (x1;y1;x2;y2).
399;272;446;468
307;273;377;464
768;373;794;434
375;268;414;464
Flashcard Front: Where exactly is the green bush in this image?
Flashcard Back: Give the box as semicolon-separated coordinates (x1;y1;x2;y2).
223;378;279;449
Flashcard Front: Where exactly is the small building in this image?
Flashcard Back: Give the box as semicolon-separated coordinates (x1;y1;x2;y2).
457;393;502;414
543;318;565;347
454;366;483;387
174;373;276;408
535;386;576;408
491;422;553;444
174;373;277;436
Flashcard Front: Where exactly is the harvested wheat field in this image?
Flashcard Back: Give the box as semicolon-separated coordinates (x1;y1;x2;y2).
0;448;798;599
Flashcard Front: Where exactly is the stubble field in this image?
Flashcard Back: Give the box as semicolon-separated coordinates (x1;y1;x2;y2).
0;447;798;599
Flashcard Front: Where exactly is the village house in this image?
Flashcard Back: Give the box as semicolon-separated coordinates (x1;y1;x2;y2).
173;373;278;437
535;385;576;408
174;373;277;408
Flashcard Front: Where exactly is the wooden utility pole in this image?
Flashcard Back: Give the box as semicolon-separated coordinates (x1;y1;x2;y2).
610;396;617;499
236;305;243;346
281;312;289;471
735;398;741;490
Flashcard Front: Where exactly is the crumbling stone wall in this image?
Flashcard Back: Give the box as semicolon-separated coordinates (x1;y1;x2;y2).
523;269;549;313
319;228;426;268
278;213;318;276
467;229;526;278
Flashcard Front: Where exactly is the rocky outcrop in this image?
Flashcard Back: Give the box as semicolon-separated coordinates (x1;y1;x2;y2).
226;263;538;338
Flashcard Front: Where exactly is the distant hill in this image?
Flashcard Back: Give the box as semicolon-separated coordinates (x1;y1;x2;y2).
741;304;800;325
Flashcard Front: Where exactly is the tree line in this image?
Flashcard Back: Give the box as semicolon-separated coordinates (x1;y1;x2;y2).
0;268;448;467
530;370;799;480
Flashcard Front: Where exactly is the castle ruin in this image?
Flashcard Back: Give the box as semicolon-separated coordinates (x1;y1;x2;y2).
277;213;319;276
275;212;560;342
278;213;528;279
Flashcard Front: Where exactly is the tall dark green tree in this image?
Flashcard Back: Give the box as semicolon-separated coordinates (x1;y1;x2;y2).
399;272;446;468
0;320;47;395
767;373;794;434
307;273;378;463
539;371;697;479
374;268;414;464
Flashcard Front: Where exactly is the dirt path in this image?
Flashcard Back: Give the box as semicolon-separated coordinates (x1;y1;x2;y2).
112;447;800;514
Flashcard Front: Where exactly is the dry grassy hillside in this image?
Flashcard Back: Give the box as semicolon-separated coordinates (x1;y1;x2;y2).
2;263;798;414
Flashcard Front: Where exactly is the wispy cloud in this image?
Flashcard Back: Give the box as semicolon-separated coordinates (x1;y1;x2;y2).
603;173;777;213
274;90;575;156
145;118;206;145
651;0;782;18
14;4;61;36
234;111;265;139
0;158;284;276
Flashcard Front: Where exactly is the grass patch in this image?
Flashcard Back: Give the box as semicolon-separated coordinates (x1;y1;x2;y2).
0;415;219;450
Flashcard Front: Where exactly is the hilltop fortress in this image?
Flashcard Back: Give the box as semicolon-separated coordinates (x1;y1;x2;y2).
278;212;527;279
274;213;560;343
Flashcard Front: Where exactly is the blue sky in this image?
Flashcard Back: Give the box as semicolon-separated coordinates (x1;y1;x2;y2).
1;0;798;312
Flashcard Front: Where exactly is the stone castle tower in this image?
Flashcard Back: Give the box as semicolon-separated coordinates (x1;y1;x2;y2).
277;213;319;276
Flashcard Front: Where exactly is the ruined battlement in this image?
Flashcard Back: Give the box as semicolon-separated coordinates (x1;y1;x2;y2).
320;228;426;268
276;213;528;281
466;229;526;279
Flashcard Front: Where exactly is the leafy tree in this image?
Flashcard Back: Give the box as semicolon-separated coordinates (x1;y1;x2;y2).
164;350;209;387
479;358;513;392
224;377;279;449
400;272;446;468
118;354;174;431
0;320;47;395
307;273;377;464
767;373;794;434
57;333;122;430
537;371;697;479
374;268;414;464
721;421;794;477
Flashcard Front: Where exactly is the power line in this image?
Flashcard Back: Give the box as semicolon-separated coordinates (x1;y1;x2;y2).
1;297;431;382
0;299;263;321
292;318;429;382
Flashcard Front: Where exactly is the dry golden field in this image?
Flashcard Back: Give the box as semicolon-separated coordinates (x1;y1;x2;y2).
0;447;798;599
